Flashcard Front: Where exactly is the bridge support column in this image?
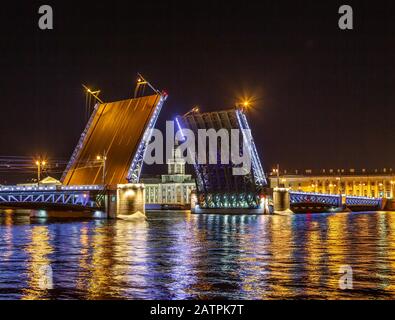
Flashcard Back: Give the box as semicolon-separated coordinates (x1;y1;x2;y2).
105;188;118;219
115;184;145;218
273;188;291;213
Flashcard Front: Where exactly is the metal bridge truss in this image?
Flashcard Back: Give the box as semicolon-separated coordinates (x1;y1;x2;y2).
290;192;382;208
127;94;168;183
235;109;267;187
0;185;104;209
289;192;341;207
178;108;267;209
346;196;382;207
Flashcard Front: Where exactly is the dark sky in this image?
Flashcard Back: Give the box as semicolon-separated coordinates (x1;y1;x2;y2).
0;0;394;183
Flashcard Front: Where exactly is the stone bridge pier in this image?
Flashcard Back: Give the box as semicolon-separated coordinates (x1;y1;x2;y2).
273;188;291;213
106;184;145;219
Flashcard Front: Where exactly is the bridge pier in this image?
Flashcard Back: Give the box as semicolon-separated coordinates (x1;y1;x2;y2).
273;188;291;213
104;188;117;219
110;184;145;218
0;184;146;219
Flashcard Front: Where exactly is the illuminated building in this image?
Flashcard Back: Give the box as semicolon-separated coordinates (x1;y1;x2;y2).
269;168;395;198
141;148;196;208
17;176;62;187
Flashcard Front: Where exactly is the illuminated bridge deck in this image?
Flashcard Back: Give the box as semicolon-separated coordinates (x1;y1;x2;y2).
62;93;166;186
289;191;383;212
0;185;105;211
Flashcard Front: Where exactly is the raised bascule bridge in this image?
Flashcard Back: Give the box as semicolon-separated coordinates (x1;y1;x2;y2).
176;107;271;214
0;76;168;218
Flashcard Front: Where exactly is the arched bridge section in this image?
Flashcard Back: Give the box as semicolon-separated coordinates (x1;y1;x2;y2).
61;93;167;186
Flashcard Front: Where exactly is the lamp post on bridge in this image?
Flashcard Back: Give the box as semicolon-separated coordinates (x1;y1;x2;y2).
96;150;107;186
35;159;46;186
272;164;280;187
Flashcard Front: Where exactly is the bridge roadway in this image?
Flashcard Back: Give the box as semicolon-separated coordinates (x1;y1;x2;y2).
0;185;105;211
0;185;384;216
289;191;383;213
62;93;165;186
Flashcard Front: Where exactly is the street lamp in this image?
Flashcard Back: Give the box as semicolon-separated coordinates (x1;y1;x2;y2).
236;99;252;111
35;159;47;186
272;164;280;187
96;151;107;185
134;73;158;98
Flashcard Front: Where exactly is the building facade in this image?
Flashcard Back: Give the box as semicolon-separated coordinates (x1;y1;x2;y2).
141;148;196;206
269;168;395;198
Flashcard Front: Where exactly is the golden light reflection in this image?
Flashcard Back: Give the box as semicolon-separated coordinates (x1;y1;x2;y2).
305;219;324;297
375;212;390;293
383;213;395;295
326;213;350;297
351;214;378;294
234;215;271;299
4;210;395;299
190;214;216;296
167;212;199;299
22;226;53;300
85;224;115;299
266;215;294;299
1;209;14;226
75;224;90;293
111;219;149;299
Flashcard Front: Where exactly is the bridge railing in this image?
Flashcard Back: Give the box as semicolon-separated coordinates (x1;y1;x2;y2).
0;185;105;209
0;185;104;192
0;190;103;208
0;192;97;208
289;191;383;208
345;196;382;207
289;191;342;207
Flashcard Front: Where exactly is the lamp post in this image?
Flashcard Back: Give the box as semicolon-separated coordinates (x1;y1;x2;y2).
235;100;252;112
35;159;46;186
272;164;280;187
96;150;107;185
276;164;280;187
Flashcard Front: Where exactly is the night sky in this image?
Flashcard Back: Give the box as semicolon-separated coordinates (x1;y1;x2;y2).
1;0;394;183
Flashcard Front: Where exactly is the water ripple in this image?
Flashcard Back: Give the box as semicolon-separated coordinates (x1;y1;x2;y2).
1;210;395;299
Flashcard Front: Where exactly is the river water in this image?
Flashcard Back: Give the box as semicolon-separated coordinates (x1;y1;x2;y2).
1;210;395;300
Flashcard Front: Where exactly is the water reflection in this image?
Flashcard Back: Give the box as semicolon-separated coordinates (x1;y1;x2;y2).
75;224;91;293
2;209;395;299
386;214;395;295
22;226;53;300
